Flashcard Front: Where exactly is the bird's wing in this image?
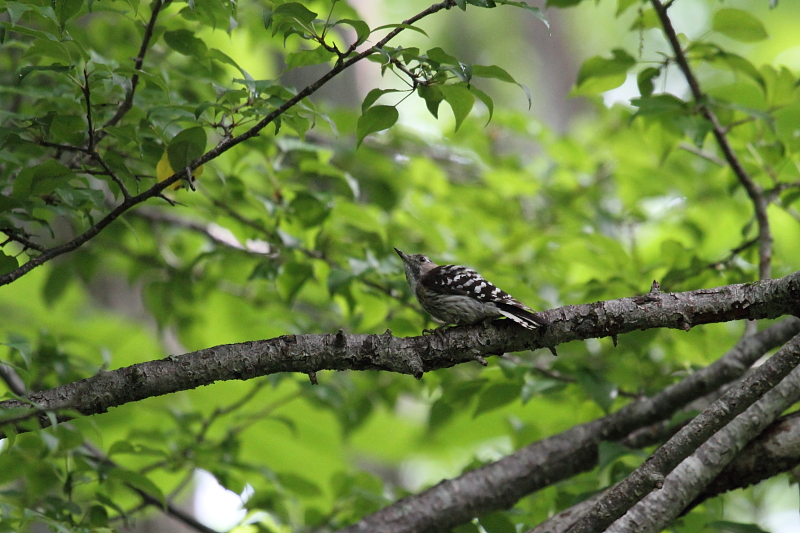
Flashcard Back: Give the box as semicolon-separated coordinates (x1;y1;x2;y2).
421;264;549;329
421;265;523;306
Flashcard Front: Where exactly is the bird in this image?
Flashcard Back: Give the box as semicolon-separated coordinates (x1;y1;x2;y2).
394;248;549;331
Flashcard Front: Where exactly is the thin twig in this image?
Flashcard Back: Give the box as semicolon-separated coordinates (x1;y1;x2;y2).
651;0;772;280
82;442;217;533
82;68;95;152
100;0;166;134
0;228;47;253
88;151;131;198
678;142;725;166
707;237;758;271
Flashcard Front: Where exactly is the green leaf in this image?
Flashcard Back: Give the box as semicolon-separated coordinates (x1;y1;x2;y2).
42;262;73;307
372;23;428;37
712;9;768;43
13;160;75;199
285;46;336;71
54;0;83;27
274;2;318;25
290;191;331;228
520;378;565;403
616;0;638;16
495;1;550;29
18;65;75;81
427;398;454;431
84;505;109;527
469;85;494;123
440;83;475;131
576;370;617;414
473;381;521;417
629;7;660;30
426;46;459;65
472;64;517;84
0;252;18;276
709;51;765;91
49;114;86;145
263;8;273;30
546;0;582;7
597;441;638;469
335;19;370;47
630;94;688;116
479;511;516;533
706;521;769;533
108;469;165;506
134;70;170;95
208;48;247;77
356;105;398;146
418;85;444;118
277;261;314;302
574;48;635;95
167;127;207;173
361;88;403;113
0;194;21;214
637;67;660;97
277;472;322;496
163;29;208;57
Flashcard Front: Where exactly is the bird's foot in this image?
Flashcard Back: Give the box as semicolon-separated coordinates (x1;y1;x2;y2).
423;325;450;336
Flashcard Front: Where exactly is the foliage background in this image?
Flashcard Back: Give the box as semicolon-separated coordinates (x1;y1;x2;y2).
1;0;800;532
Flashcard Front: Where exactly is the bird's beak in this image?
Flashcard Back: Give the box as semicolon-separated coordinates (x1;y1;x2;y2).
393;247;407;261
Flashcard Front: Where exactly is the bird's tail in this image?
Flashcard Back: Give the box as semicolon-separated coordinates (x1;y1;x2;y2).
497;303;550;329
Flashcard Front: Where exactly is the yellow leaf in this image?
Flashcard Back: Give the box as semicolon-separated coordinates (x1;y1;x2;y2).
156;150;203;191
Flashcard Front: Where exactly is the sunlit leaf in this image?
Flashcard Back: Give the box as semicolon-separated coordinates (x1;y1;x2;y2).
712;9;768;43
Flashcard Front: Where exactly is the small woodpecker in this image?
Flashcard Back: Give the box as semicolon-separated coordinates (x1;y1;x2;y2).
394;248;549;330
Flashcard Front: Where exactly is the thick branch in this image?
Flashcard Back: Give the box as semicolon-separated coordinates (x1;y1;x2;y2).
606;352;800;532
339;317;800;533
1;272;798;435
527;406;800;533
691;411;800;505
0;1;457;288
651;0;772;279
569;333;800;533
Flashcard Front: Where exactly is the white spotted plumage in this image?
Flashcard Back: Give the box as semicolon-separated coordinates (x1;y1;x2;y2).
394;248;549;330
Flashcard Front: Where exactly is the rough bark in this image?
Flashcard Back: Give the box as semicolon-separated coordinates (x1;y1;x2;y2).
2;272;799;436
568;333;800;533
337;318;800;533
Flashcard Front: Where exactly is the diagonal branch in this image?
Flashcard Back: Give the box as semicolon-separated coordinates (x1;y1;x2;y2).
604;356;800;532
568;332;800;533
340;317;800;533
528;408;800;533
651;0;772;280
0;0;458;288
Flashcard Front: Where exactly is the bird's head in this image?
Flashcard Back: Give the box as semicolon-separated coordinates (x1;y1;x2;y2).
394;248;437;292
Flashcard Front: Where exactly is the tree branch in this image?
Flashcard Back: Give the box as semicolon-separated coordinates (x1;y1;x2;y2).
651;0;772;280
690;410;800;507
339;317;800;533
568;333;800;533
1;272;797;435
0;0;457;288
100;0;166;134
607;353;800;532
79;442;217;533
